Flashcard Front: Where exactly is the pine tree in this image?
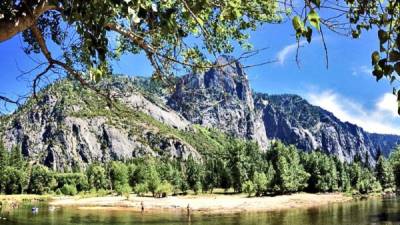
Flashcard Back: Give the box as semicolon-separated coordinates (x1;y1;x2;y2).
10;145;24;168
0;141;8;170
375;155;395;190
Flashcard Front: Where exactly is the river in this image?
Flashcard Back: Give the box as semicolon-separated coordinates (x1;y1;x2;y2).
1;198;399;225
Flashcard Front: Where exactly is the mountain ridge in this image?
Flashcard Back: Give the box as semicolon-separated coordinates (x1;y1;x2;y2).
0;56;399;170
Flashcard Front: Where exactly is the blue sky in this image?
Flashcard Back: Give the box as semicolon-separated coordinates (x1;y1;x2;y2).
1;20;399;135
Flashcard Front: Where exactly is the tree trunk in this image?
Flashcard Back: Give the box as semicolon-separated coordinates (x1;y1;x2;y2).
0;1;57;42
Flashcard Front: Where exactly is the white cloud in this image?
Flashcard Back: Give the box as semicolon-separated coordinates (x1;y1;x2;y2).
305;90;400;135
276;37;321;65
276;41;306;65
376;93;398;117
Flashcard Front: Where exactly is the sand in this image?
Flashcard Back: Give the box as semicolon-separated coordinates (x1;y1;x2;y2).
49;193;353;214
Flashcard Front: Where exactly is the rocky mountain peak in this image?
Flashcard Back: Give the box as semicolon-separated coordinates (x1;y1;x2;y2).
167;57;268;149
1;57;399;170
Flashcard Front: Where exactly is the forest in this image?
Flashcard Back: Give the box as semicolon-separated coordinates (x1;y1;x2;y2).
0;139;397;198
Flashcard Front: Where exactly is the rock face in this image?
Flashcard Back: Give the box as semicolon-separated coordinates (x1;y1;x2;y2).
168;56;268;149
0;79;200;171
254;93;400;162
167;56;400;163
1;56;399;170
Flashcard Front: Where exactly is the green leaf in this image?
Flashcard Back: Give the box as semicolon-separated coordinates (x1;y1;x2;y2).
311;0;321;8
307;10;320;30
394;62;400;75
383;64;394;76
373;64;384;81
378;29;389;44
390;75;396;84
371;51;380;65
352;30;360;38
305;27;312;43
292;16;304;36
389;50;400;62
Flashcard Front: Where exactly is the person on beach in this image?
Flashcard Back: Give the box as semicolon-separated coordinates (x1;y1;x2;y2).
141;201;144;214
187;204;190;216
187;204;191;223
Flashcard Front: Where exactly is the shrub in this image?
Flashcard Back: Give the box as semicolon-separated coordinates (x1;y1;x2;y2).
134;183;149;197
155;180;173;198
115;183;131;199
61;184;78;196
243;180;255;197
193;181;202;195
55;189;62;195
96;188;108;197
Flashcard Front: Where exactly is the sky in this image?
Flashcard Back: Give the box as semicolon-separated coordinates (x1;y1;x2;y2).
0;20;399;135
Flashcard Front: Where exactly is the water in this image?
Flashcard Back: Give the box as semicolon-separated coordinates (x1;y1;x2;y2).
1;198;400;225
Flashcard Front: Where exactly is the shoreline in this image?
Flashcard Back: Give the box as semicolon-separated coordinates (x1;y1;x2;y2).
48;193;353;214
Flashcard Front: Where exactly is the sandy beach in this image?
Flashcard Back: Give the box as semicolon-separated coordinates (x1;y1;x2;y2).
49;193;352;214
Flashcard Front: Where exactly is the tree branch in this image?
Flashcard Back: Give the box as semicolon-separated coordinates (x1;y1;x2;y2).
0;0;58;42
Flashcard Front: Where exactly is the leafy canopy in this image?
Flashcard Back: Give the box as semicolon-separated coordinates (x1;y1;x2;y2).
1;0;400;113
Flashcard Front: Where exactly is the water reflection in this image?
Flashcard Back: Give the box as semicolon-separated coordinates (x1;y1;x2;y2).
1;198;400;225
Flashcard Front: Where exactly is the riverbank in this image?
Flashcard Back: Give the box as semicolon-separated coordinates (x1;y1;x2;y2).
49;192;352;214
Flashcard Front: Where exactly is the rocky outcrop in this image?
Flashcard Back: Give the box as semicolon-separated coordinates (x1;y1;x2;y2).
254;93;399;163
168;56;268;149
0;79;200;171
1;57;399;170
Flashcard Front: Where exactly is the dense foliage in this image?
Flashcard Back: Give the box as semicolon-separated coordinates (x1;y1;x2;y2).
1;1;400;113
0;140;398;197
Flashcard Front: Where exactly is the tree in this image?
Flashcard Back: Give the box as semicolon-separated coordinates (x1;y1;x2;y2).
253;172;267;196
146;160;161;197
266;141;309;194
290;1;400;111
1;1;400;113
389;146;400;190
335;160;351;192
9;145;24;168
0;141;8;171
115;183;132;199
185;155;204;194
0;166;28;194
218;159;232;192
60;184;78;196
202;158;219;193
242;180;255;197
375;155;395;190
168;166;184;195
0;0;279;108
134;183;149;197
0;142;8;193
55;173;88;192
86;164;107;191
227;141;247;193
303;151;338;192
109;161;129;191
155;180;173;198
28;165;56;194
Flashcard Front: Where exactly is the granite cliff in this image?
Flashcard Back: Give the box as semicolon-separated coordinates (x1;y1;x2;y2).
0;56;399;170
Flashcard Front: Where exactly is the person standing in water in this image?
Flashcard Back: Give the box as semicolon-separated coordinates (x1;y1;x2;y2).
141;201;144;214
187;204;191;216
187;204;191;223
